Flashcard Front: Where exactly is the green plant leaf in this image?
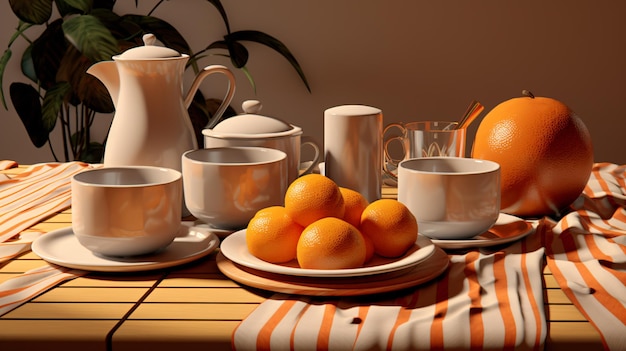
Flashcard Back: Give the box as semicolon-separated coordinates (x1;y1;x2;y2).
20;44;37;83
42;82;72;131
196;44;258;92
93;9;139;46
59;45;114;113
239;65;257;94
31;19;67;90
62;14;118;62
9;82;49;148
225;40;249;68
7;21;33;48
78;141;104;163
203;0;231;34
92;0;114;11
9;0;54;25
56;0;92;16
199;39;249;68
0;49;13;110
206;40;227;50
2;22;35;109
226;30;311;92
122;15;192;55
56;44;85;105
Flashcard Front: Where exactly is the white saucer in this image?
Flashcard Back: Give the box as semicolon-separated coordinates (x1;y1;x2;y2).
430;213;534;249
31;224;220;272
190;221;237;238
220;229;436;277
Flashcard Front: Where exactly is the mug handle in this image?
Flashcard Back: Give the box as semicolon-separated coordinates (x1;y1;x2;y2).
299;136;322;176
184;65;237;130
382;123;407;179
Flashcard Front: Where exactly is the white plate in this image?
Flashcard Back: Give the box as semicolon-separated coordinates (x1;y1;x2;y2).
430;213;534;249
31;224;220;272
220;229;436;277
190;222;237;238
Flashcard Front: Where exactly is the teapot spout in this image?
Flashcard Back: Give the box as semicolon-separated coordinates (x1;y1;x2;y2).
87;61;120;108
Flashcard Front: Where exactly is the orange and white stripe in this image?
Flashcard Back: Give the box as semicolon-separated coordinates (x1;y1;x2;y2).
0;160;18;171
234;163;626;350
545;163;626;350
0;265;86;316
0;162;95;246
0;162;94;316
233;230;547;350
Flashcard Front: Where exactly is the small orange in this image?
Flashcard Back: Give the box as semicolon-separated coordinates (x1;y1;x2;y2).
360;199;418;258
246;206;304;263
297;217;366;269
284;174;345;227
339;187;369;228
361;231;375;263
472;90;594;217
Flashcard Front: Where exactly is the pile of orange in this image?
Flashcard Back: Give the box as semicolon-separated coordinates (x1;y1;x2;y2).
245;174;418;270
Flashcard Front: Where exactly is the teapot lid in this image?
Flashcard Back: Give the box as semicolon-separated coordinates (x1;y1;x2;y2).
117;34;181;59
211;100;294;134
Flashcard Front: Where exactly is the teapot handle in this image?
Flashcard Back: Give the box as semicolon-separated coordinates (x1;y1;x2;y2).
184;65;237;129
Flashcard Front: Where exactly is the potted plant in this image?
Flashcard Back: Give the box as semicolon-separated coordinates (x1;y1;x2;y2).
1;0;310;162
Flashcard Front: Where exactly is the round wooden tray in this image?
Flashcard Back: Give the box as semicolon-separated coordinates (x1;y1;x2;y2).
216;247;449;296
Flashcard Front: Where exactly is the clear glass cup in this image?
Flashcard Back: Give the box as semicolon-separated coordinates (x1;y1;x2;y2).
383;121;466;179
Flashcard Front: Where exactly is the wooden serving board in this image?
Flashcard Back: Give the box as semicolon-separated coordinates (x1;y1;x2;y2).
216;247;449;296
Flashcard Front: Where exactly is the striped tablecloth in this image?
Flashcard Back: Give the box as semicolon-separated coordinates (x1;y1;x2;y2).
543;163;626;350
234;163;626;350
0;162;94;314
0;161;624;350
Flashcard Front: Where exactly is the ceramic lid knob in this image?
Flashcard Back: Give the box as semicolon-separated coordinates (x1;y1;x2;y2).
143;33;157;46
211;100;292;134
242;100;263;114
118;33;181;59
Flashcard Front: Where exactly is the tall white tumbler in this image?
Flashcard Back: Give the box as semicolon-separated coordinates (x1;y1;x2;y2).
324;105;383;202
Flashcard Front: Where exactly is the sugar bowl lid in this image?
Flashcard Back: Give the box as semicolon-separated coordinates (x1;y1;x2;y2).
206;100;299;138
116;34;181;59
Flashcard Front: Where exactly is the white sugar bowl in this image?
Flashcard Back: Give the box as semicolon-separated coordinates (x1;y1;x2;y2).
202;100;320;184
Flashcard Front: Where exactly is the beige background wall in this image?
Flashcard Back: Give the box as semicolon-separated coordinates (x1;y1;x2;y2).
1;1;625;165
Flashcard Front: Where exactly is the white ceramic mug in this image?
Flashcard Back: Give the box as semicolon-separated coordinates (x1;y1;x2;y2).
324;105;383;202
71;166;183;257
182;147;288;230
398;157;501;239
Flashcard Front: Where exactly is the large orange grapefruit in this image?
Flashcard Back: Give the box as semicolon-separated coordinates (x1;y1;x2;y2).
472;90;593;217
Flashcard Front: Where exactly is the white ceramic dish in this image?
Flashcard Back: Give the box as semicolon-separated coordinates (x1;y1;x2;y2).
430;213;534;249
191;222;237;238
220;229;436;277
31;224;219;272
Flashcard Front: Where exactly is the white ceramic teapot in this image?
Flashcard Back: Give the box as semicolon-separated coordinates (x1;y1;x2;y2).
87;34;236;171
202;100;320;184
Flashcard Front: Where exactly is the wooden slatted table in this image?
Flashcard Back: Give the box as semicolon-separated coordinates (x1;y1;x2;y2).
0;166;604;350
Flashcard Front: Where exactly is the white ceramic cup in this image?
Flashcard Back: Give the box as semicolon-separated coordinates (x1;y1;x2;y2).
182;147;288;230
398;157;501;239
71;166;183;257
324;105;383;202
